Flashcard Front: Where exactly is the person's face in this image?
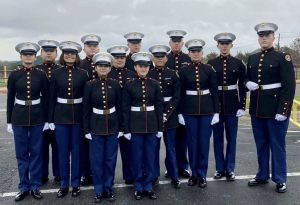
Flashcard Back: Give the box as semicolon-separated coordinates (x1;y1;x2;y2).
258;33;275;50
217;42;233;56
95;64;111;77
134;64;149;77
169;40;184;52
41;49;57;62
83;44;100;57
63;52;76;64
128;42;141;53
20;54;36;66
188;50;203;62
113;56;126;68
153;56;167;68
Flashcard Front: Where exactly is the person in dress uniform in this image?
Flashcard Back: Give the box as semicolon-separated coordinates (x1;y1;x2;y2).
7;42;48;201
49;41;89;198
246;23;295;193
166;30;191;178
207;33;246;181
148;45;181;189
83;52;122;203
107;45;136;184
178;39;219;188
79;34;101;186
122;52;163;200
36;40;61;185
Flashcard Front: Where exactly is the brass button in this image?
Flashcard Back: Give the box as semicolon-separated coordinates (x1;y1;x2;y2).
68;93;71;95
68;88;71;90
27;96;30;99
27;86;30;89
102;87;105;90
259;64;262;67
68;78;71;81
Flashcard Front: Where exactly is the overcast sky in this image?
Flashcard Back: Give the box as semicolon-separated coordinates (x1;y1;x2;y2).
0;0;299;60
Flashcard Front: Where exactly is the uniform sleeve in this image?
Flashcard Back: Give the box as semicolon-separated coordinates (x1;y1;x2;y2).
164;72;181;120
48;73;57;123
154;82;164;132
238;61;247;110
40;71;49;121
245;55;252;92
209;66;219;113
6;72;16;124
115;82;123;132
122;83;132;134
277;53;296;116
177;69;185;114
82;82;92;134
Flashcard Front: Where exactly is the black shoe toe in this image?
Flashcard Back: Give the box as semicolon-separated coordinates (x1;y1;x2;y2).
31;190;43;200
15;191;29;202
71;187;81;197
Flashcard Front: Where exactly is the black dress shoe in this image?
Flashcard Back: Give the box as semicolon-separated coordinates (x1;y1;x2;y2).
31;190;43;200
134;191;143;200
94;193;103;203
57;188;69;198
71;187;81;197
226;172;235;181
15;191;29;202
124;180;134;185
179;169;191;178
81;176;92;186
145;190;158;200
198;177;207;188
276;183;287;193
105;192;116;202
248;178;269;186
164;170;169;178
188;176;198;186
54;176;61;184
171;179;181;189
214;171;226;179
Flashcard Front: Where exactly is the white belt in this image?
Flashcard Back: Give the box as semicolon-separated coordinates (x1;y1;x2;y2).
186;89;210;95
259;83;282;90
93;107;116;115
131;106;155;112
57;97;83;104
218;84;237;91
164;97;172;102
15;98;40;106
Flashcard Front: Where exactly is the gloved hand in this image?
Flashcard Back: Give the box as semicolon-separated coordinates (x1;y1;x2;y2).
163;113;167;123
7;123;13;134
246;81;258;91
236;109;246;117
117;132;124;138
85;133;92;140
49;123;55;130
178;114;185;125
156;132;163;138
124;133;131;140
275;114;287;121
211;113;220;125
43;122;49;131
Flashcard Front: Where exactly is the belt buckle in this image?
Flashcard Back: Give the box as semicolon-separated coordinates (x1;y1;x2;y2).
140;105;147;112
25;100;32;106
197;90;203;95
103;109;110;115
223;86;228;91
67;99;74;104
259;85;263;90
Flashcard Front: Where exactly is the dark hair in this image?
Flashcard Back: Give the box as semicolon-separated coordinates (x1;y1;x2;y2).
59;52;81;66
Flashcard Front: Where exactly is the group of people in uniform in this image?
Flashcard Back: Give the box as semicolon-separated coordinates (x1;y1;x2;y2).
6;22;295;203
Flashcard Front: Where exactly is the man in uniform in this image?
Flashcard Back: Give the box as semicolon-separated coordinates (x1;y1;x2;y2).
36;40;61;185
79;34;101;186
165;30;191;178
207;33;246;181
246;23;295;193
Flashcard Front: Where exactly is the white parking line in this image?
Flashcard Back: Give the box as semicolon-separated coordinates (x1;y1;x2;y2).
1;172;300;197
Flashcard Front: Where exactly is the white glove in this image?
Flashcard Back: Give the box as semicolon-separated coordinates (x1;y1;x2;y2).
156;132;163;138
124;133;131;140
275;114;287;121
49;123;55;130
178;114;185;125
246;81;258;91
7;123;13;134
211;113;220;125
43;122;49;131
236;109;246;117
163;113;167;123
85;133;92;140
117;132;123;138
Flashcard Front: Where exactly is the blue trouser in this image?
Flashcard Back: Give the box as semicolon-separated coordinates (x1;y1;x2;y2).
175;125;189;171
163;128;178;181
12;125;44;192
131;133;156;192
213;115;238;173
81;137;92;177
184;115;213;178
90;133;118;194
154;136;161;179
119;137;134;181
55;124;82;188
42;130;60;179
251;116;289;183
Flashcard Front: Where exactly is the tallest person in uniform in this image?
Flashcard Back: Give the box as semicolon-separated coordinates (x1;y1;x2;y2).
246;23;295;193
